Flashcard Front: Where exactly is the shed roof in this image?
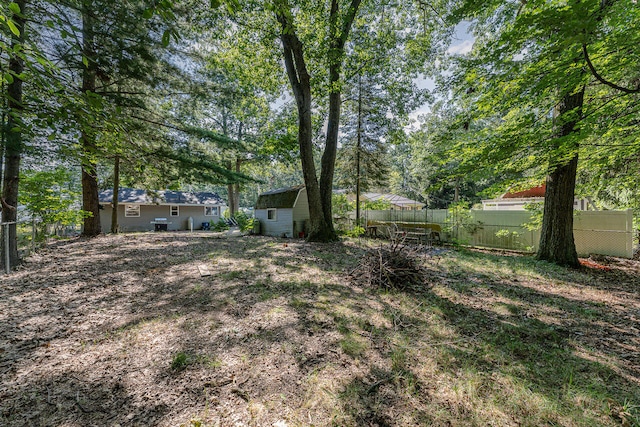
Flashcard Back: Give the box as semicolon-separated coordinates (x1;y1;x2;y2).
255;185;305;209
362;192;424;208
99;188;225;205
502;184;546;199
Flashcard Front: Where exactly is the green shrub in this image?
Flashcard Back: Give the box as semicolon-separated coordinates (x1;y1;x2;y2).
344;225;365;237
171;352;190;371
213;219;229;231
233;211;255;232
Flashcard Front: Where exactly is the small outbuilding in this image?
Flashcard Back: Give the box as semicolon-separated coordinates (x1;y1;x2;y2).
255;185;309;238
99;188;226;232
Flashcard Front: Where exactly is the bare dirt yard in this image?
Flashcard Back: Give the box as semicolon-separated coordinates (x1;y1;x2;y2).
1;232;639;426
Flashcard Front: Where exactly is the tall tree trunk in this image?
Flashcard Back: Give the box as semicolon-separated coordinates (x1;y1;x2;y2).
536;87;584;267
1;0;27;270
233;157;241;214
110;155;120;234
226;160;235;216
222;111;237;217
232;123;243;215
318;0;361;240
80;2;101;237
355;74;362;227
319;25;340;237
453;178;459;203
276;0;361;242
1;85;5;189
276;11;332;242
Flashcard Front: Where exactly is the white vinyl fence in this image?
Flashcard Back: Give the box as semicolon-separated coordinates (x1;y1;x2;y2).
357;209;635;258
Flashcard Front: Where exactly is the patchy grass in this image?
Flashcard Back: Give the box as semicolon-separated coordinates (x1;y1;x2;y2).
1;233;639;426
171;351;191;371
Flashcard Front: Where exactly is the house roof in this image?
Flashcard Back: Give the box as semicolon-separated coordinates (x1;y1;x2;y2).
362;192;424;208
255;185;305;209
98;188;225;205
501;184;545;199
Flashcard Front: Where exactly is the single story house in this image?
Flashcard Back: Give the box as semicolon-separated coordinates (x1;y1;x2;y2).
482;184;594;211
255;185;309;238
360;192;425;210
99;188;226;232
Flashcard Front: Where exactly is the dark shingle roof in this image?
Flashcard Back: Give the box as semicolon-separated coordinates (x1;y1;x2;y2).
255;185;305;209
98;188;225;205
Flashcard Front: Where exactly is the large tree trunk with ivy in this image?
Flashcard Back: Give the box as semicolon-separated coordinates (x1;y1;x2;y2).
536;88;584;267
80;2;101;237
1;0;27;270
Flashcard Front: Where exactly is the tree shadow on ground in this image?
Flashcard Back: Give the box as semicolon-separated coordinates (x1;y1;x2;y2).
331;283;640;425
1;371;169;426
2;234;640;426
1;233;368;425
324;248;640;425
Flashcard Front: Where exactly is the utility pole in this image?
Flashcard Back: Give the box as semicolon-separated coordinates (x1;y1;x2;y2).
111;155;120;233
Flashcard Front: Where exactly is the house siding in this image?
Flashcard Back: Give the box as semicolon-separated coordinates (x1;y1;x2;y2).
291;188;310;235
256;208;294;237
100;204;223;232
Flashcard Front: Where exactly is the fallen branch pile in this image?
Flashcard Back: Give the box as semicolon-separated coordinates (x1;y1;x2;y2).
349;241;431;291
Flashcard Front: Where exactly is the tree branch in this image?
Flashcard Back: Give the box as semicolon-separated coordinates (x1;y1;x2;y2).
582;43;640;94
1;198;16;212
416;0;446;25
339;0;363;47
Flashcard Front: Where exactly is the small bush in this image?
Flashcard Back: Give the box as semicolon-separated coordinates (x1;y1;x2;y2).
213;220;229;232
233;211;255;232
344;225;365;238
171;352;190;371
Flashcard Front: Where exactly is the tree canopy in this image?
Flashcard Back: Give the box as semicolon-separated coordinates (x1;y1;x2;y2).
1;0;638;265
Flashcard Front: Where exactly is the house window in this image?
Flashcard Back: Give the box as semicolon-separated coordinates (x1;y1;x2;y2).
170;205;179;216
204;206;219;216
267;208;277;221
125;204;140;217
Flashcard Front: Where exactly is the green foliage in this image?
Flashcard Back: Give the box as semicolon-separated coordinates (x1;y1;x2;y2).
362;199;392;211
442;0;640;213
332;194;355;217
401;103;505;209
444;202;483;244
522;202;543;232
495;229;527;250
20;168;88;230
212;219;229;232
343;226;365;238
233;211;254;232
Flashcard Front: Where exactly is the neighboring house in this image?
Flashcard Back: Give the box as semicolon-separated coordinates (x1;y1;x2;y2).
255;185;309;238
482;184;593;211
360;192;425;211
99;188;226;232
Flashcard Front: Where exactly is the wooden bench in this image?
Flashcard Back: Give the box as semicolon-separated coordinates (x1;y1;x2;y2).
392;227;431;245
367;220;442;244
